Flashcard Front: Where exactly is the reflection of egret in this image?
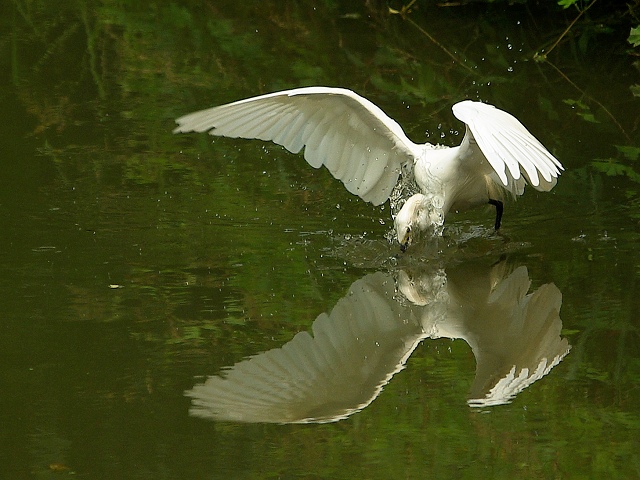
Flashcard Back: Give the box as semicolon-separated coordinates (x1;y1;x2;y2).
400;262;571;407
174;87;563;250
185;260;570;423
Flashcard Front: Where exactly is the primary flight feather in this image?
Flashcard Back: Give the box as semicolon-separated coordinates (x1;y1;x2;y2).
174;87;563;250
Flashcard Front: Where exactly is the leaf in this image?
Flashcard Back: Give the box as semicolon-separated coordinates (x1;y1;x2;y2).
563;98;599;123
615;145;640;162
577;112;599;123
592;160;627;177
628;26;640;47
593;160;640;183
562;98;586;109
557;0;580;8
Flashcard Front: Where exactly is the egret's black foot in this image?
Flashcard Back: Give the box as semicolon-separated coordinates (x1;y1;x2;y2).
488;199;503;230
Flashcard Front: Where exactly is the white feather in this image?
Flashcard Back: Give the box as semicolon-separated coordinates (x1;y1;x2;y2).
175;87;564;245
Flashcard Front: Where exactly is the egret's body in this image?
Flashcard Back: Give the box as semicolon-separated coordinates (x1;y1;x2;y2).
174;87;563;249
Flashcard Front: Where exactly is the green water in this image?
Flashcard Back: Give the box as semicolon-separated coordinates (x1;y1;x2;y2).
1;1;639;478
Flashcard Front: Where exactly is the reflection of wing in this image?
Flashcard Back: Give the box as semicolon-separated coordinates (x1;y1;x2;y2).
453;101;563;194
404;262;570;407
174;87;417;205
461;267;571;407
186;272;424;423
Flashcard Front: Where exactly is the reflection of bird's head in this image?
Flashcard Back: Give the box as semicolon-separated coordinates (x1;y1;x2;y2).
394;194;431;251
397;268;448;308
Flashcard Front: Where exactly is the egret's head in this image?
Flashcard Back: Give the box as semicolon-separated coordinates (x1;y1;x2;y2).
394;194;431;252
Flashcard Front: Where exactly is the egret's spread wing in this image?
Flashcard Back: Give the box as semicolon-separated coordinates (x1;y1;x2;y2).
174;87;418;205
452;101;563;195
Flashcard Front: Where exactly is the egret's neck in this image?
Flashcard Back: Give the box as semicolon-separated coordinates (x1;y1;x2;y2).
413;145;462;213
415;144;463;183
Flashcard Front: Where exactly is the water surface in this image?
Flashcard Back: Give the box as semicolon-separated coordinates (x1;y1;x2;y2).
1;1;639;478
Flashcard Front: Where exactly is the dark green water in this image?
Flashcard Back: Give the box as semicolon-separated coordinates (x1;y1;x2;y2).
1;1;639;478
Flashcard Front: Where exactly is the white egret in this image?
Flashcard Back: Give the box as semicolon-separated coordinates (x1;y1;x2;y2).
174;87;563;250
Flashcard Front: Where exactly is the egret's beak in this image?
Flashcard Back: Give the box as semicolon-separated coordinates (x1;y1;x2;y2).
399;227;411;253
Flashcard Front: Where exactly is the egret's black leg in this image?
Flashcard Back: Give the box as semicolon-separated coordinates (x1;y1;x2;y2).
488;199;503;230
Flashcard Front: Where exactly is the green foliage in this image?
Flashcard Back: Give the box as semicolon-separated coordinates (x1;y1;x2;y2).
558;0;581;8
563;99;599;123
629;26;640;47
592;146;640;184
